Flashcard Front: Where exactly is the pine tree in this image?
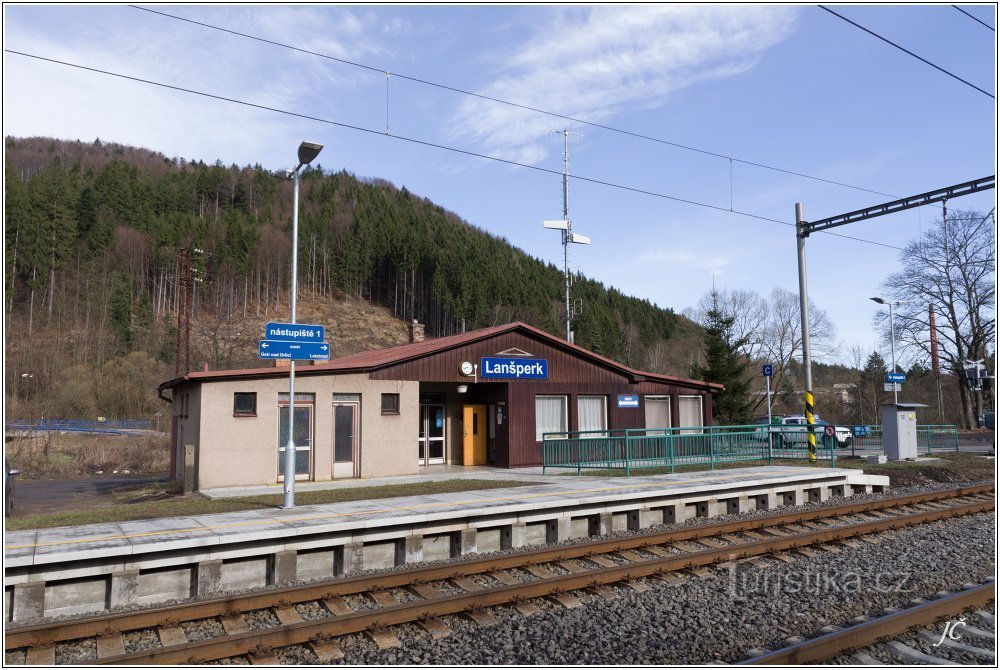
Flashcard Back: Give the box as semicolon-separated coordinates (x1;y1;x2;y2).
691;291;754;425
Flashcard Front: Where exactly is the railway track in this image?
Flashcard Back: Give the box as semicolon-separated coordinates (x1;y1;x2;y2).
5;483;993;665
740;583;995;664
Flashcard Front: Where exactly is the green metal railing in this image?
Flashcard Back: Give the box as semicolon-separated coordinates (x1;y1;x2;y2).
541;424;838;475
541;423;960;475
847;425;960;456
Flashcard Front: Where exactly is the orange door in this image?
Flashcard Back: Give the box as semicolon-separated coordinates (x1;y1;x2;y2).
462;405;487;465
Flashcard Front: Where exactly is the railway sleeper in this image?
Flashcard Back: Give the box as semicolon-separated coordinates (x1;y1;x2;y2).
364;629;402;650
307;639;344;662
885;640;953;665
416;617;451;639
917;629;996;660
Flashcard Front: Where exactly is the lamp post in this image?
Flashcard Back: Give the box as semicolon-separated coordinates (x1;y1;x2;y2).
280;140;323;510
870;297;904;404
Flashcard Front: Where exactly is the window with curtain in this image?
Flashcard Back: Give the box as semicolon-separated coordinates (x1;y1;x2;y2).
678;395;704;434
644;395;671;435
535;395;567;441
577;395;607;437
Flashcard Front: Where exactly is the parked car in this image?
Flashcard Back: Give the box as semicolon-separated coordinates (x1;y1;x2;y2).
5;459;20;517
755;415;853;449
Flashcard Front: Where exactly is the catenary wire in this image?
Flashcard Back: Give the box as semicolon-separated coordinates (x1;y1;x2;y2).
952;5;995;31
128;4;899;199
5;48;908;252
819;5;995;99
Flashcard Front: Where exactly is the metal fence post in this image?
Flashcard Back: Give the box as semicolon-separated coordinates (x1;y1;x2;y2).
625;434;631;478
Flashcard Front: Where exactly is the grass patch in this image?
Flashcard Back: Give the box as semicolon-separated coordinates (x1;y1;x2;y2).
5;432;169;479
833;451;995;486
5;478;538;531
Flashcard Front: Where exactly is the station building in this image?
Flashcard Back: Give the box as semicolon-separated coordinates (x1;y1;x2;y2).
158;321;721;491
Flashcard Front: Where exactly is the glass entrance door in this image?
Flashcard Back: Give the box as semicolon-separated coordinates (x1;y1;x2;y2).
277;403;312;481
418;404;445;465
332;402;358;478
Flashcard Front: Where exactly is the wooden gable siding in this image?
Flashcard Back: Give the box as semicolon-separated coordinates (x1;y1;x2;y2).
368;332;632;384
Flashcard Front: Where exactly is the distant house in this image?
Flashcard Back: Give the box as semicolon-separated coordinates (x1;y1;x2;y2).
158;321;721;491
833;383;858;405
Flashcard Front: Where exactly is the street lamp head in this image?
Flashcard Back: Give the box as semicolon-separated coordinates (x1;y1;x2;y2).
870;297;886;305
297;141;324;168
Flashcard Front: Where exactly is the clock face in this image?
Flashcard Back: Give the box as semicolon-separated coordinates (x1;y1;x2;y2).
460;361;474;376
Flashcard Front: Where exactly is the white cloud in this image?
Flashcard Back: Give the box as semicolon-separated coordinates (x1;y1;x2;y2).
3;6;393;168
447;5;797;164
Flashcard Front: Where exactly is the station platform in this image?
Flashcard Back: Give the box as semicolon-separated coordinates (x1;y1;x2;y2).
4;466;888;622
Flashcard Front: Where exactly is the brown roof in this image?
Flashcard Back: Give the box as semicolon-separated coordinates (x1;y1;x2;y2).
158;321;722;392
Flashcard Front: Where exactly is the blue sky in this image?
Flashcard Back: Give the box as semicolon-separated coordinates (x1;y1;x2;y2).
3;4;996;365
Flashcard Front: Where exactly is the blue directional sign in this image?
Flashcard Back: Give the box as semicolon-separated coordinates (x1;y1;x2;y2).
886;372;906;383
762;364;774;377
264;322;325;343
259;340;331;360
617;395;639;408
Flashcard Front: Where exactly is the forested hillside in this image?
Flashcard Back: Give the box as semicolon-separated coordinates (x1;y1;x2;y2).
4;136;701;421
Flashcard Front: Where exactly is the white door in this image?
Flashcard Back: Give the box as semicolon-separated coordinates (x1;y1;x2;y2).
332;403;358;478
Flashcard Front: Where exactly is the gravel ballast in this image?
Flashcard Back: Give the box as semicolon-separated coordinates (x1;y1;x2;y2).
334;511;994;665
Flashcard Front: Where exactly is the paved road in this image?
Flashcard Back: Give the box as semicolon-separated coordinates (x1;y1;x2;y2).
8;475;165;518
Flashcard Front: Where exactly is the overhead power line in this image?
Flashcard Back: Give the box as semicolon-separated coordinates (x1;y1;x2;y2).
128;4;898;199
819;5;995;99
952;5;995;31
5;48;909;252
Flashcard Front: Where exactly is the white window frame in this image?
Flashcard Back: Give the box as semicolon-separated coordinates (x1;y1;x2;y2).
678;395;704;434
577;395;608;438
535;395;568;441
644;395;672;436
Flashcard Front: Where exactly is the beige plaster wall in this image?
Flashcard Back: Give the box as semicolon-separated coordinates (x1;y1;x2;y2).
194;374;419;490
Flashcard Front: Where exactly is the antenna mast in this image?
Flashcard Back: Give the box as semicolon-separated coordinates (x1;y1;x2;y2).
542;129;590;343
561;129;572;343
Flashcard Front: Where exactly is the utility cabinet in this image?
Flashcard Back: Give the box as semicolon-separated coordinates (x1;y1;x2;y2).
881;403;926;460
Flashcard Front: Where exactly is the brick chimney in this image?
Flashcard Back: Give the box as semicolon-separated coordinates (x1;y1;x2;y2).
409;320;425;343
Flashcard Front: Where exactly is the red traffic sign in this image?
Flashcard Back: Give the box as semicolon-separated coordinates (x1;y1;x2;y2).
824;425;836;438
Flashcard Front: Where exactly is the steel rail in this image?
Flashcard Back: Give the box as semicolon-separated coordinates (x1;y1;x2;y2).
95;498;993;664
5;484;992;651
740;582;996;664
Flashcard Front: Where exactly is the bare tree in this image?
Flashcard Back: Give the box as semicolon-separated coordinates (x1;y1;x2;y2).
881;209;995;429
690;287;838;415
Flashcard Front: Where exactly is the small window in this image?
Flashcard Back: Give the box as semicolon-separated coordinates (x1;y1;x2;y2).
535;395;568;441
678;395;704;434
578;395;608;437
381;393;400;415
234;392;257;416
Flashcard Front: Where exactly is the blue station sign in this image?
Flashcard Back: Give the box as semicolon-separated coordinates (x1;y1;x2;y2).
617;395;640;408
480;357;548;380
886;372;906;383
265;322;325;343
259;340;331;360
